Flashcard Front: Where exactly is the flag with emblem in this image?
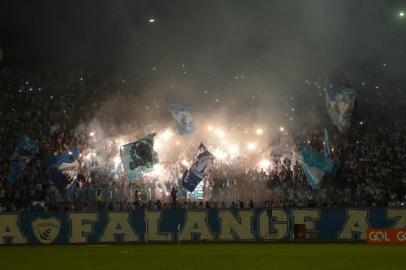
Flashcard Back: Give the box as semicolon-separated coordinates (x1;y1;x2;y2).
326;69;356;133
182;143;215;192
45;146;79;199
167;92;194;134
7;135;38;184
120;133;159;181
326;86;356;133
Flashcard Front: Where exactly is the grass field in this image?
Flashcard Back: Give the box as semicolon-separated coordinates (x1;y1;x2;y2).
1;243;406;270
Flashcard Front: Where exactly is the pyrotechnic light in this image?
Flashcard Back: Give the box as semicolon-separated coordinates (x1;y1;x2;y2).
161;128;174;141
149;164;164;177
400;11;405;17
207;125;213;131
176;141;180;145
68;151;72;155
113;156;121;166
154;140;162;151
149;18;156;23
213;149;227;160
181;159;190;167
255;128;263;135
258;159;271;170
279;126;285;132
89;132;95;137
247;142;256;151
215;129;225;138
228;144;239;155
85;153;95;160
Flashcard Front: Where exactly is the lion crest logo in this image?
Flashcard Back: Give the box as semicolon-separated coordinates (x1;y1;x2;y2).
31;217;61;244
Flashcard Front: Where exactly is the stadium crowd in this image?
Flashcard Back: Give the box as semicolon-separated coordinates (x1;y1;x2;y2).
0;67;405;212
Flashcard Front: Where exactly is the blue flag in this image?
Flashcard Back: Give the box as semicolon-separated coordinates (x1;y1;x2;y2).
182;143;215;192
326;86;356;133
167;92;194;134
7;135;38;184
298;147;334;189
120;133;159;181
45;147;80;199
323;128;331;158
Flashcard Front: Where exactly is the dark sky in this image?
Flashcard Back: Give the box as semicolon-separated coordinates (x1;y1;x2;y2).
0;0;405;72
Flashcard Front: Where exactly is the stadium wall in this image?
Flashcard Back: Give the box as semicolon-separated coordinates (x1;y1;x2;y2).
0;208;405;244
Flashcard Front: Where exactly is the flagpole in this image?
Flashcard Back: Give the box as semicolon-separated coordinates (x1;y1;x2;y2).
178;223;181;245
145;218;148;245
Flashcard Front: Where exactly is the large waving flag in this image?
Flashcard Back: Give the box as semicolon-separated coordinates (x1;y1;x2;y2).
120;133;159;181
45;146;80;199
297;147;334;189
182;143;215;192
323;128;331;158
326;86;356;133
7;135;38;184
167;92;194;134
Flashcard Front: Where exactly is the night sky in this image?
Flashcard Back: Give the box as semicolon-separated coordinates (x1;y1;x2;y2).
1;0;405;73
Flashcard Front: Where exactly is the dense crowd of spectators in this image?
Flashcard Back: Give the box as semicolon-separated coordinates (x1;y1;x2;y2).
0;67;405;212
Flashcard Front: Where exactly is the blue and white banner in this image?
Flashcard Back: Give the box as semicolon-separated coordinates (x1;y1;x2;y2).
167;92;194;134
45;147;79;199
120;133;159;181
7;135;38;184
298;147;334;189
1;208;405;244
326;86;356;133
182;143;215;192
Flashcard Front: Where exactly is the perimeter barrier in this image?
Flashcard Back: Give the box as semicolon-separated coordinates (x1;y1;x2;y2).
1;208;405;244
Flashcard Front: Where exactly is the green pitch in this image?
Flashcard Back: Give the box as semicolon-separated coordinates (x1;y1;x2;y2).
1;243;406;270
